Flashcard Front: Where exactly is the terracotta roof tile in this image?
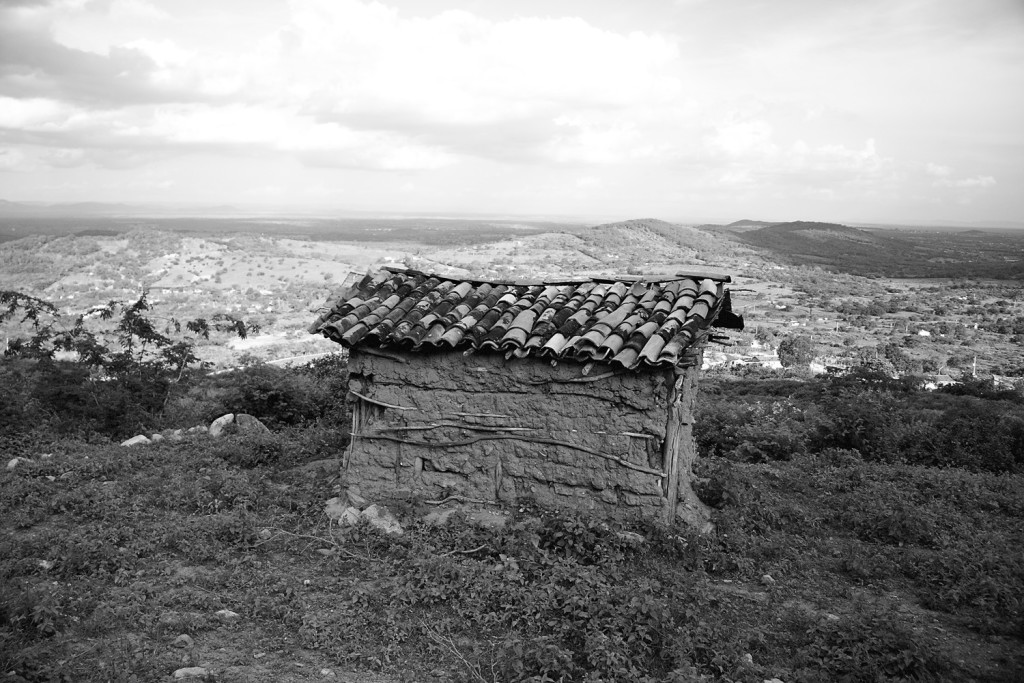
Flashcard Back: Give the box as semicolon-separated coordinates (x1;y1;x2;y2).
310;268;742;370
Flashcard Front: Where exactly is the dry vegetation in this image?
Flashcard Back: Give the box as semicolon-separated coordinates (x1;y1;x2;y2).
1;215;1023;681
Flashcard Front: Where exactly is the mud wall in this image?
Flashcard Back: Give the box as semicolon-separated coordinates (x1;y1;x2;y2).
342;348;700;521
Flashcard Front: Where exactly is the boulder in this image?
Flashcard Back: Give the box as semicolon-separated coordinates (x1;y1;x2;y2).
324;497;347;522
465;509;507;530
615;531;647;546
215;609;241;622
121;435;151;447
6;457;27;470
360;504;403;535
235;413;270;434
346;488;368;509
338;506;360;526
173;667;210;679
423;508;459;527
151;433;165;443
171;634;195;648
208;413;235;438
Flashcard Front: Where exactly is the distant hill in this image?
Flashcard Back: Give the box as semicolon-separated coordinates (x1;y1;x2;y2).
586;217;740;265
736;220;1024;278
693;218;779;231
724;219;778;232
0;200;49;216
0;200;134;216
0;199;246;217
592;217;731;242
739;221;911;265
749;220;867;236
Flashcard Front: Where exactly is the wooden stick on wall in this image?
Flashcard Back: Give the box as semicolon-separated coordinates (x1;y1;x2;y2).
662;370;683;523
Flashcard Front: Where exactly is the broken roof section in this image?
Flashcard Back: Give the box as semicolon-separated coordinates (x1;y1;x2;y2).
310;267;743;370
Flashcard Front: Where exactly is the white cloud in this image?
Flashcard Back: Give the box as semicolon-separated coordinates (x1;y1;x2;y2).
122;39;192;68
0;147;27;170
1;0;1020;221
705;127;895;192
926;162;952;177
108;0;169;21
277;0;683;148
38;147;85;167
1;0;685;170
706;119;777;157
934;175;996;189
545;116;644;165
791;139;890;176
0;97;71;128
717;169;752;186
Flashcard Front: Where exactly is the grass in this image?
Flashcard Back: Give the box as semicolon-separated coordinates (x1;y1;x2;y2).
1;435;1022;682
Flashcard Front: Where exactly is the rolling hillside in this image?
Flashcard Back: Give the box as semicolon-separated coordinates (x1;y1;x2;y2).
736;221;1024;278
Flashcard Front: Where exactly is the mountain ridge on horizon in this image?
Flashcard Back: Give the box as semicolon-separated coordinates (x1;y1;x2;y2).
2;199;1022;233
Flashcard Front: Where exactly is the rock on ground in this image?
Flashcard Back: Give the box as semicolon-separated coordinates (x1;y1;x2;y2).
360;504;403;535
235;413;270;433
346;489;368;508
209;413;235;438
423;508;459;527
172;634;195;648
323;497;348;522
338;507;360;526
465;509;507;530
616;531;646;546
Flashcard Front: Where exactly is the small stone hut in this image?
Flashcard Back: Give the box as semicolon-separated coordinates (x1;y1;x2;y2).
309;267;742;525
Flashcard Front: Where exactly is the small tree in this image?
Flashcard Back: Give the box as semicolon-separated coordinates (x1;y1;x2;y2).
2;290;256;380
777;334;816;369
1;290;258;436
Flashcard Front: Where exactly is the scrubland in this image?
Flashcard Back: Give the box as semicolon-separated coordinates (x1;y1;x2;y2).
1;355;1022;682
2;216;1023;681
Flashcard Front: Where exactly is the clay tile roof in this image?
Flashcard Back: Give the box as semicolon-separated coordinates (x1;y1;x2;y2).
310;267;743;370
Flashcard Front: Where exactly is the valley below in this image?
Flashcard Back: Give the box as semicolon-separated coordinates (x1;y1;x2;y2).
2;214;1022;379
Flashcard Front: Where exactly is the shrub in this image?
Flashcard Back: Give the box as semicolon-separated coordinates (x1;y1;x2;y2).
698;376;1024;474
203;355;349;429
778;335;816;368
1;290;256;439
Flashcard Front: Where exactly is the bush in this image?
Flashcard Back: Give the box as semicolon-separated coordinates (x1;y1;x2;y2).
777;335;816;368
204;355;348;429
696;397;809;462
697;376;1024;474
1;290;258;439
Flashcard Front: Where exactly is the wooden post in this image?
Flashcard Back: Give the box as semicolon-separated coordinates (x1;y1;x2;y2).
662;357;709;527
662;370;683;523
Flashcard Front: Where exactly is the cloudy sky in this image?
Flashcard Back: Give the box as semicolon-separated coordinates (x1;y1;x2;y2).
1;0;1022;224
